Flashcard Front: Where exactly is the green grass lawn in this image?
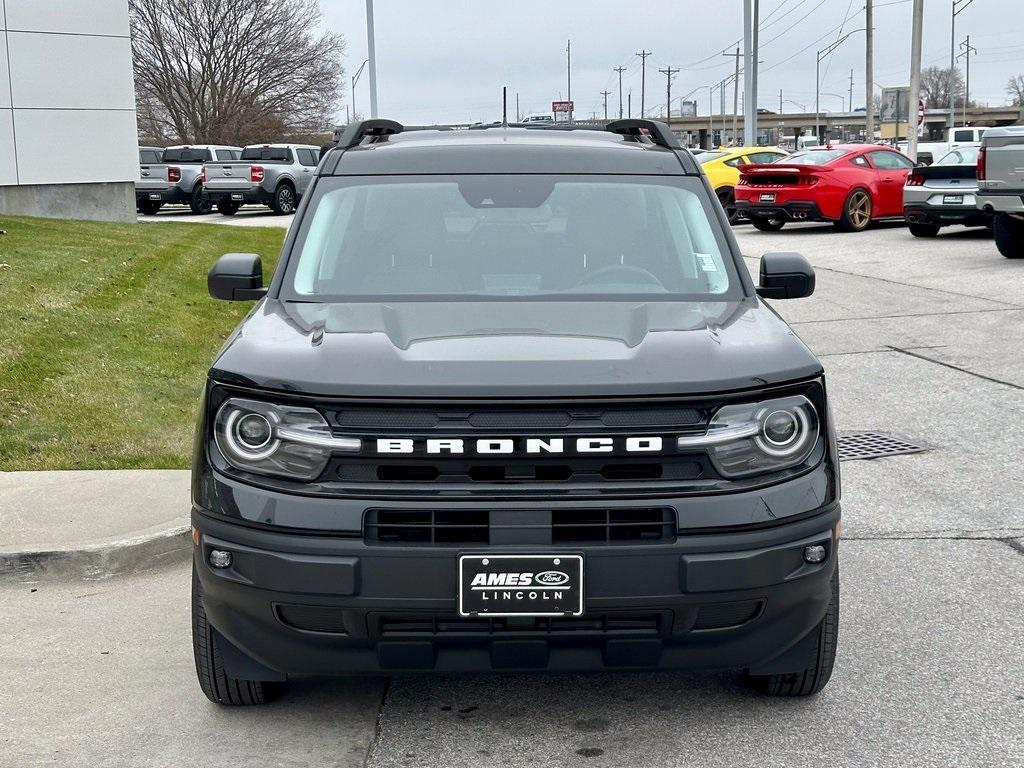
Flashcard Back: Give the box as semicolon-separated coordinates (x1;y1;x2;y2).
0;215;285;470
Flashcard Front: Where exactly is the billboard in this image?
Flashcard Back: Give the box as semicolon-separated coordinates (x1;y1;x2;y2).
552;100;574;123
879;87;910;123
674;100;698;118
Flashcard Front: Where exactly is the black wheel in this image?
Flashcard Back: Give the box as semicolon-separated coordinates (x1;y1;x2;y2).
216;200;240;216
993;214;1024;259
908;223;940;238
836;189;872;232
138;199;162;216
749;569;839;697
751;217;786;232
192;568;281;706
717;187;740;224
189;185;213;215
271;183;297;215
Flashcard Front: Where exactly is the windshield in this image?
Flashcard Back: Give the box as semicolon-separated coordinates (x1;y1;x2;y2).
284;175;738;302
937;147;979;165
785;149;848;165
162;148;209;163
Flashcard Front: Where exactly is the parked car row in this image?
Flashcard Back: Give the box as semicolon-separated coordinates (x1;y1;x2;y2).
135;143;321;216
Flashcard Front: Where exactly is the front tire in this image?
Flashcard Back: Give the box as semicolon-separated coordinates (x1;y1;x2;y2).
909;222;940;238
189;186;213;215
192;569;280;706
717;187;739;224
836;189;872;232
271;183;297;215
216;200;240;216
993;214;1024;259
749;569;839;697
751;217;786;232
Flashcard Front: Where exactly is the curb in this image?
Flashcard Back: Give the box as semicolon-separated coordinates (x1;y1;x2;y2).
0;525;192;581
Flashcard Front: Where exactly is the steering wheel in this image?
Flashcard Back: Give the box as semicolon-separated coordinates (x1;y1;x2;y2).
577;264;665;288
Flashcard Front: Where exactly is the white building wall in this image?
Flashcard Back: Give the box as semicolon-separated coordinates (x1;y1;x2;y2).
0;0;138;218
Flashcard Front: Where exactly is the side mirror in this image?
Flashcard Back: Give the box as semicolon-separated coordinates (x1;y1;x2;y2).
756;252;815;300
208;253;267;301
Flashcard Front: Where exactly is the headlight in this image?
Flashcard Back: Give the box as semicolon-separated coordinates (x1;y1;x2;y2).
677;395;819;478
213;398;360;480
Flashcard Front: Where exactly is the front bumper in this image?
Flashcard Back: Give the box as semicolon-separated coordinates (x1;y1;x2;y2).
193;503;840;676
734;200;828;223
904;203;991;228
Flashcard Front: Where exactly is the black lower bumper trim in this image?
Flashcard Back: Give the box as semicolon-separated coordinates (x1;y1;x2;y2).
903;205;992;228
735;200;827;222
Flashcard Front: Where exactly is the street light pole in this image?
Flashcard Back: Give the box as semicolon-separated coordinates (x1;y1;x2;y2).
365;0;378;118
908;0;924;162
352;58;369;120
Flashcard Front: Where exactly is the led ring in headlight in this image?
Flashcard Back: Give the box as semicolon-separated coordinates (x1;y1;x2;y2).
756;407;811;457
223;409;279;460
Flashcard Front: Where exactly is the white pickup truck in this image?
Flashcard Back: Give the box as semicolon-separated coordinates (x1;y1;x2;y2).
977;125;1024;259
900;126;986;166
202;144;322;215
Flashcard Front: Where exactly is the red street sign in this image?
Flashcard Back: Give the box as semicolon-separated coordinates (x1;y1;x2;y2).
552;100;574;113
917;98;926;126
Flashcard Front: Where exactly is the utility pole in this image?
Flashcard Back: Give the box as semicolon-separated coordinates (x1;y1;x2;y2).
628;90;632;120
958;35;977;124
849;69;854;113
951;0;975;129
613;66;627;119
908;0;924;161
779;88;783;114
516;92;520;122
866;0;874;141
601;90;611;120
724;47;741;143
708;85;715;149
365;0;378;118
636;50;652;116
566;40;572;122
659;66;678;121
742;0;760;146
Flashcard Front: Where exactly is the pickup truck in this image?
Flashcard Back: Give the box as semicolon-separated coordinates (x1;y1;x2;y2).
136;146;170;215
135;145;242;215
202;144;322;216
899;126;986;166
977;125;1024;259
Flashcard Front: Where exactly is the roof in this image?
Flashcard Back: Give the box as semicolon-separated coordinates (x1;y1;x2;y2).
321;120;700;177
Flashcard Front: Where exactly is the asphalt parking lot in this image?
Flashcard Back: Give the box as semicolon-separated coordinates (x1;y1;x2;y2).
136;206;293;228
3;222;1023;767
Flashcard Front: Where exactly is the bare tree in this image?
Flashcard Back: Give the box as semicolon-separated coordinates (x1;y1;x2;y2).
919;66;966;109
130;0;344;145
1008;75;1024;107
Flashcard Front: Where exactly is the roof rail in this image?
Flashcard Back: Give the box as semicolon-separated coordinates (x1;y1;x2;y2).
333;119;404;149
604;119;681;149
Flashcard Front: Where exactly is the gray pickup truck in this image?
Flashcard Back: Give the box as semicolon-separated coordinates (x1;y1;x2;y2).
135;144;242;215
202;144;322;215
977;126;1024;259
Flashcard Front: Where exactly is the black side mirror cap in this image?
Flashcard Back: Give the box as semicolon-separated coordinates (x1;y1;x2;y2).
208;253;267;301
756;251;815;299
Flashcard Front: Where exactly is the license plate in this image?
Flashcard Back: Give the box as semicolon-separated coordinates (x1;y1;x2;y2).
458;554;583;617
148;193;161;200
231;193;244;201
760;193;776;202
943;194;963;205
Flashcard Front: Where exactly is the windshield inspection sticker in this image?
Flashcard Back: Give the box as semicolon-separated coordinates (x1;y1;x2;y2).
696;253;718;272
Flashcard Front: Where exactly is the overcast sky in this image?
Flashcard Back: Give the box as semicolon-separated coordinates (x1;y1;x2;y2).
321;0;1023;124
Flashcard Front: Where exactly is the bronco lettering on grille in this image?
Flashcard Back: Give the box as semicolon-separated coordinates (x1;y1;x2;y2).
374;437;664;455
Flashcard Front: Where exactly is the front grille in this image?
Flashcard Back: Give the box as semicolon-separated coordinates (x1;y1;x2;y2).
364;507;676;546
376;612;664;638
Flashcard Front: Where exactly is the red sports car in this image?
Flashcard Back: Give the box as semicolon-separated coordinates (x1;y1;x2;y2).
735;144;915;232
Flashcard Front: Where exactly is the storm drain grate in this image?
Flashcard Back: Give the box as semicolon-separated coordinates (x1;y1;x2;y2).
837;432;928;462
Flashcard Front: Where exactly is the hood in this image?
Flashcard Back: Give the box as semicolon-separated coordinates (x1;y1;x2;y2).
210;299;821;398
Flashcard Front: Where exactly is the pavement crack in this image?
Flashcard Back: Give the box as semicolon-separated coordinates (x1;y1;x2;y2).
817;345;946;358
790;307;1023;325
1001;538;1024;557
886;345;1024;391
364;677;392;767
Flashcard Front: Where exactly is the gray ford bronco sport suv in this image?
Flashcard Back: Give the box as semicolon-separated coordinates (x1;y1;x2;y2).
193;118;840;705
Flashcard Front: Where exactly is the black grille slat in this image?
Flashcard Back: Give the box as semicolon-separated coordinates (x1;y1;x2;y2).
365;508;675;546
378;613;663;638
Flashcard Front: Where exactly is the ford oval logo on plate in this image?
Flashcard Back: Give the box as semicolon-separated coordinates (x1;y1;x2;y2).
534;570;570;586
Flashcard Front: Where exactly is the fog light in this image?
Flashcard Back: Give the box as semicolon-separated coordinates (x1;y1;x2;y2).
803;545;827;564
209;549;232;569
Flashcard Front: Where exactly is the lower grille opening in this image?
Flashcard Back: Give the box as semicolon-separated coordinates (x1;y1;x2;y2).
365;508;676;545
552;508;675;544
600;463;663;480
692;600;763;630
276;604;349;634
377;612;664;638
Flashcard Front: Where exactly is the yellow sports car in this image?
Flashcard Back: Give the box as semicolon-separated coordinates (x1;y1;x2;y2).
699;146;788;223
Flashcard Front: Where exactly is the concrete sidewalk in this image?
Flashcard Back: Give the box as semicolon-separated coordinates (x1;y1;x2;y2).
0;470;191;579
